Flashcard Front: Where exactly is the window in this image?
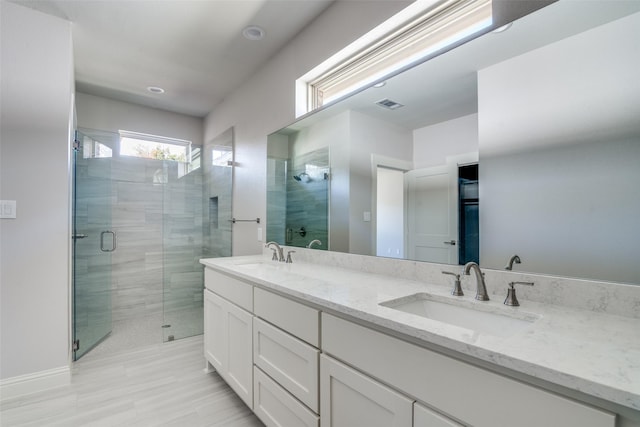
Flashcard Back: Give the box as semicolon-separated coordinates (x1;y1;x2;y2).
119;130;191;162
211;145;233;167
119;130;195;179
83;135;112;159
297;0;492;114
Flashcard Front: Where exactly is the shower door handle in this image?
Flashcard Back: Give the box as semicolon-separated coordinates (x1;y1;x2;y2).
100;230;117;252
73;233;88;239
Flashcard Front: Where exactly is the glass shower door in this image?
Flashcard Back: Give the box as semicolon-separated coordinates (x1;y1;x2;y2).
161;128;233;342
73;131;114;360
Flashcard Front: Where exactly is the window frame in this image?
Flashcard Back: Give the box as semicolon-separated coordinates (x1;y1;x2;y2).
118;130;192;163
298;0;493;115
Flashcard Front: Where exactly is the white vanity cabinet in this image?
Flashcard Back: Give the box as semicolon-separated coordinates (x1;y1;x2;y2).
204;269;254;409
201;263;628;427
321;313;616;427
252;287;321;427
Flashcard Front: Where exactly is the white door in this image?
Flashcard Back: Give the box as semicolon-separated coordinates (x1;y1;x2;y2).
376;167;405;258
320;355;413;427
405;165;458;264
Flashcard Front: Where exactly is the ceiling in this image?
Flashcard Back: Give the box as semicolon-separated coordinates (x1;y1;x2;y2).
10;0;335;117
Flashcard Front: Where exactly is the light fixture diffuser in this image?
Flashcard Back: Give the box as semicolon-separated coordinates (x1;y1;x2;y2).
243;25;265;40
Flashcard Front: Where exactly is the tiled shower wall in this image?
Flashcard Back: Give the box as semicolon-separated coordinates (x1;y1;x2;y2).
203;136;233;259
266;157;287;244
286;148;329;249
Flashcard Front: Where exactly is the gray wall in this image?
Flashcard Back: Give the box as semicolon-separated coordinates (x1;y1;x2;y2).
1;2;74;382
76;93;203;146
479;12;640;283
203;0;412;256
350;110;412;255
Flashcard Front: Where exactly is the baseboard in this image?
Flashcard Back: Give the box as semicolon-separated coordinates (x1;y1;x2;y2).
0;366;70;401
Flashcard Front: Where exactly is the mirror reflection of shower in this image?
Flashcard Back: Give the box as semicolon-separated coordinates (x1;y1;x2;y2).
293;171;310;182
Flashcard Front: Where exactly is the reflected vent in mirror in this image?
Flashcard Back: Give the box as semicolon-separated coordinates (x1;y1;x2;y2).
376;98;404;110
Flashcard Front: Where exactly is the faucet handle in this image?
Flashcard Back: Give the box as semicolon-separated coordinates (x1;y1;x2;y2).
442;271;463;296
286;250;296;264
504;281;534;306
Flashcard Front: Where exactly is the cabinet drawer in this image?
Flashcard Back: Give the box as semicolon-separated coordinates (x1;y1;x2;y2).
254;318;319;412
322;313;615;427
320;355;413;427
254;366;319;427
254;287;319;347
205;268;253;311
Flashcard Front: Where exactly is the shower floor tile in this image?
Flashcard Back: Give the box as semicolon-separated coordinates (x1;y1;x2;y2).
83;314;164;359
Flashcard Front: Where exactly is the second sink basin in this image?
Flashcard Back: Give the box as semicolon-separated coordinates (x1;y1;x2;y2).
380;293;540;337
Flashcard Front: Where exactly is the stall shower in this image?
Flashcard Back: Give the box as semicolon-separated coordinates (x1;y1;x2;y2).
72;128;233;359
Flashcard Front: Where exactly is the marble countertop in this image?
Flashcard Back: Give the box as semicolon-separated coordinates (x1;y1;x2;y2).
201;255;640;412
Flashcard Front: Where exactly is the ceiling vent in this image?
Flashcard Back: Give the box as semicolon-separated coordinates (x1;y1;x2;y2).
376;98;404;110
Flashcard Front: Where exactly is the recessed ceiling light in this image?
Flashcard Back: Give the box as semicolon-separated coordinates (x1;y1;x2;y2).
243;25;265;41
147;86;165;94
492;22;513;33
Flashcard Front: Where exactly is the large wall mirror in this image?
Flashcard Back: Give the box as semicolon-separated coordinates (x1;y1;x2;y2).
267;1;640;285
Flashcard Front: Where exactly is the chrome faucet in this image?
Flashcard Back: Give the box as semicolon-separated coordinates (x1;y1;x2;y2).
504;281;534;306
307;239;322;249
463;262;489;301
442;271;463;296
265;241;285;262
505;254;521;271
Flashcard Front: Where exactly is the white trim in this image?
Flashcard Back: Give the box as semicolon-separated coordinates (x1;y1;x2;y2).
299;0;442;85
0;366;71;401
296;0;492;115
118;130;191;146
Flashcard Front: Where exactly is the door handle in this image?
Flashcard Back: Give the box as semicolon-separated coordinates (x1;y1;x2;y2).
100;230;117;252
73;233;88;239
444;240;456;246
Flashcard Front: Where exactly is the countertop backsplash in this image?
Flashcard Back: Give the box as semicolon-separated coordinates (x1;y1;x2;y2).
265;246;640;319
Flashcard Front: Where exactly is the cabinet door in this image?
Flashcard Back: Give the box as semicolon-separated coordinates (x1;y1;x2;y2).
204;289;226;372
320;355;413;427
204;289;254;409
225;299;254;409
414;402;463;427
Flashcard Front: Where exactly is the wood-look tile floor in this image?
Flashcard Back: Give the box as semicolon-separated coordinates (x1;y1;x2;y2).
0;336;264;427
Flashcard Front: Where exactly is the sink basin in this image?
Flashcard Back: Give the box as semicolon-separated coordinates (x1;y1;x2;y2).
380;293;540;337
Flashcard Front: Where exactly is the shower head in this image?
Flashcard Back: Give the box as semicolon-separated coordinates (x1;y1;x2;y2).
293;172;310;182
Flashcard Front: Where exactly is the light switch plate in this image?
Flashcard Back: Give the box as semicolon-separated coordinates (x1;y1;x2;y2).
363;211;371;222
0;200;17;219
257;227;263;242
